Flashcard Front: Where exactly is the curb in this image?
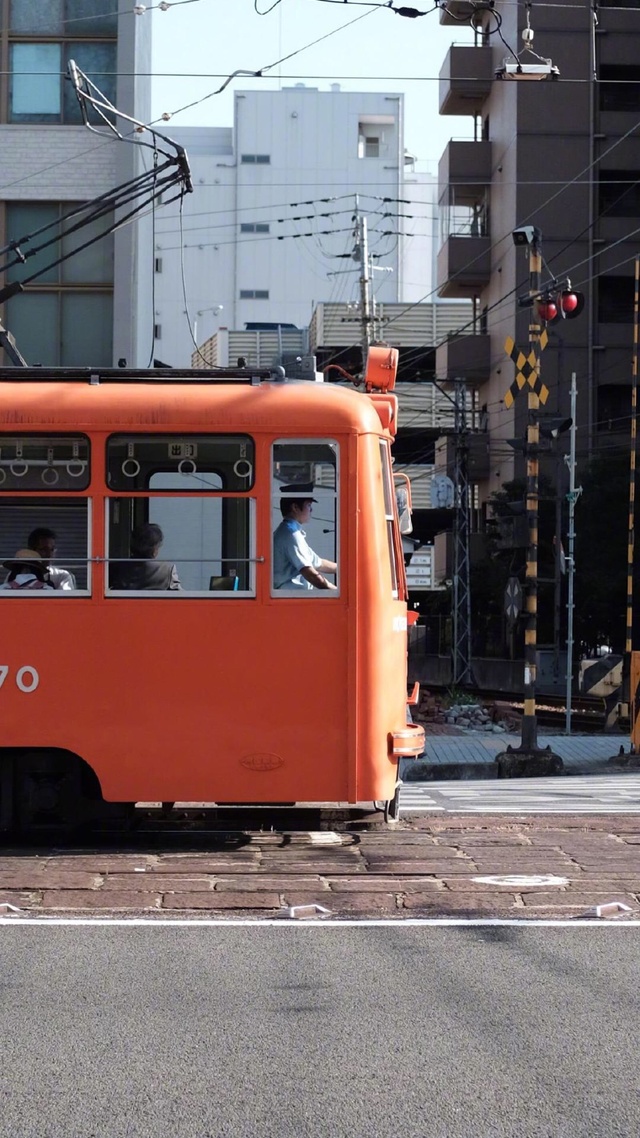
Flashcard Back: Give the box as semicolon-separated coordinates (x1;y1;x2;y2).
402;759;640;782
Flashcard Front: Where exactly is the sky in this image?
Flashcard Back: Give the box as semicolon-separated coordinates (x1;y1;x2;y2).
149;0;474;171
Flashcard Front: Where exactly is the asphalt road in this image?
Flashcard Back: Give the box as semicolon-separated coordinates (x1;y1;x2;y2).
400;773;640;813
0;926;638;1137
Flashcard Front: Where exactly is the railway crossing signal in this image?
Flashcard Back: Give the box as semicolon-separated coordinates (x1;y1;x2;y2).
496;228;583;777
503;330;549;408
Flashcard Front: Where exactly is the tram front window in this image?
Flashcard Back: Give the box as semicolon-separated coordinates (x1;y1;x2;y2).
271;441;339;596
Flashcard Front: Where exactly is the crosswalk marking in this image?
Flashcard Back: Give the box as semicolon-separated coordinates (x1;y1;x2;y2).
399;774;640;814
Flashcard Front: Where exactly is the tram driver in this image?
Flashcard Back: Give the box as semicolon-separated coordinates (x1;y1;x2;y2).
110;522;182;590
273;485;337;591
27;527;76;590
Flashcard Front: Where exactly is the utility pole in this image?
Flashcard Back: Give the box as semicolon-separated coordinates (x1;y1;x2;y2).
565;372;580;733
354;195;373;365
627;256;639;753
452;375;472;685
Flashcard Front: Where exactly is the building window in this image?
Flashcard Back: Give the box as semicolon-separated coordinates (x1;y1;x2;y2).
239;289;269;300
358;116;394;159
240;223;270;234
597;385;631;433
9;1;118;35
10;42;117;123
598;171;640;218
240;154;270;164
599;65;640;113
598;275;634;324
4;201;114;366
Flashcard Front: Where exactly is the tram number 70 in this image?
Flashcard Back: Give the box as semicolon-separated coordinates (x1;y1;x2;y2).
0;666;40;693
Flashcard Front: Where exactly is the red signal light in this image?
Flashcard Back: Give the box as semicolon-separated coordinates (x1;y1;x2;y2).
561;292;579;313
544;289;585;324
537;298;558;322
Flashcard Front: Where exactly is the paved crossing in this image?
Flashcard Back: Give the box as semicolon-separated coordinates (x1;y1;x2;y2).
399;774;640;814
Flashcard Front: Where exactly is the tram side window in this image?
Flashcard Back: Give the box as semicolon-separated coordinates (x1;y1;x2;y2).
107;492;255;595
0;496;90;594
271;441;339;596
106;434;255;596
0;436;90;595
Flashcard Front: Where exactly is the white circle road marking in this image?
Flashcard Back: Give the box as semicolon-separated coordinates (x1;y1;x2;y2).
472;874;569;887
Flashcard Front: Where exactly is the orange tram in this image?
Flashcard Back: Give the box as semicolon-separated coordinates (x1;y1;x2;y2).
0;347;424;835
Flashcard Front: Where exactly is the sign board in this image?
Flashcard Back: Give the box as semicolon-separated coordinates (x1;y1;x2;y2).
430;474;455;510
504;576;522;623
406;549;433;591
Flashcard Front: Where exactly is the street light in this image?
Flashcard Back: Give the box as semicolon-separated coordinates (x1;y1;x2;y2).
192;305;224;348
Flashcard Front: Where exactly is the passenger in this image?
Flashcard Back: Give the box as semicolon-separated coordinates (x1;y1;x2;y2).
28;527;76;590
110;522;182;590
0;550;55;591
273;484;337;591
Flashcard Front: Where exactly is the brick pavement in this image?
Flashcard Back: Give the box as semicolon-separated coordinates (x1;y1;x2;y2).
2;816;640;918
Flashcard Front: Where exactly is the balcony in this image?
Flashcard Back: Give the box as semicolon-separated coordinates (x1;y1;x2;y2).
439;46;493;116
437;235;491;298
435;333;490;387
438;140;492;204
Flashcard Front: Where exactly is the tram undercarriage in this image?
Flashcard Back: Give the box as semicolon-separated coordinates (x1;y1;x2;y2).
0;749;403;838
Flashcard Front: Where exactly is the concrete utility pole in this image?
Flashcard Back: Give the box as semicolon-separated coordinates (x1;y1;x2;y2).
627;257;640;752
565;372;581;734
452;375;473;686
356;208;373;363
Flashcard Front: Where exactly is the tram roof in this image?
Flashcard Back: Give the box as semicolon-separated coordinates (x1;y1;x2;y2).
0;370;388;435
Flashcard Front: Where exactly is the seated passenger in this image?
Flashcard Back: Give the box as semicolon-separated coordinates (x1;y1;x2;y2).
110;523;182;590
273;484;337;591
1;549;55;591
28;527;76;590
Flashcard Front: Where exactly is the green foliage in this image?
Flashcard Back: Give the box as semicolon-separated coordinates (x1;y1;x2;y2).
444;686;477;707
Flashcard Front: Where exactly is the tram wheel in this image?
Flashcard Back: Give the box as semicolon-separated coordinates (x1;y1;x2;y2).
0;749;134;838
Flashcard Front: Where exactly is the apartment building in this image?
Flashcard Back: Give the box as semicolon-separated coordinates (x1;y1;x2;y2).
152;86;441;367
435;0;640;499
0;1;152;368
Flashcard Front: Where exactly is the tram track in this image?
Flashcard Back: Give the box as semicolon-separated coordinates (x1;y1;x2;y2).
0;804;393;850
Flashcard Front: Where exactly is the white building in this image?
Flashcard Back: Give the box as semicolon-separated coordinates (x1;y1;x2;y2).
0;2;152;369
153;86;442;368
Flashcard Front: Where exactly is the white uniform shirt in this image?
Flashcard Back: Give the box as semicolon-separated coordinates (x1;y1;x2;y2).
273;519;321;590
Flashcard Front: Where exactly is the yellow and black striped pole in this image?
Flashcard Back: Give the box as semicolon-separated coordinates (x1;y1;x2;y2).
629;257;640;750
498;227;562;774
521;235;543;752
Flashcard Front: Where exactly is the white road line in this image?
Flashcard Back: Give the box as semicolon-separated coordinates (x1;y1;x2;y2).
0;917;639;927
